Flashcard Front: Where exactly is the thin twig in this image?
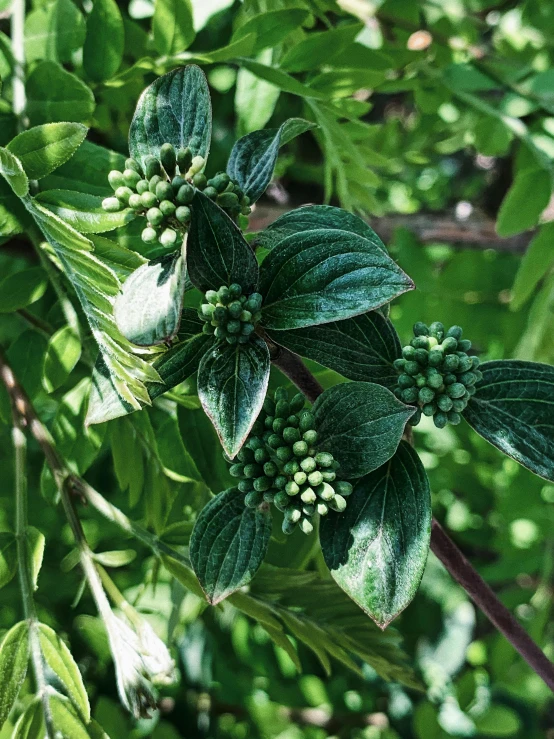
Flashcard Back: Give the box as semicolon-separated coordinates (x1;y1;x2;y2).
268;342;554;693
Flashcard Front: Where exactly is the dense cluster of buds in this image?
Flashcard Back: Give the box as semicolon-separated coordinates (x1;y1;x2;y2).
227;388;353;535
198;284;263;345
394;322;482;428
101;142;252;248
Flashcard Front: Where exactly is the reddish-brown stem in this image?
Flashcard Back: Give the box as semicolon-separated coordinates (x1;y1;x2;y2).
268;341;554;693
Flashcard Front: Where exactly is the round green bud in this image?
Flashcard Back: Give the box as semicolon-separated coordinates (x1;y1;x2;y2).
159;200;176;217
141;227;158;244
404;361;420;376
283;427;300;445
125;157;142;174
123;168;141;188
171;176;187;193
443;373;457;385
217;192;239;208
136;179;150;194
413;322;429;336
298;411;315;432
145;156;161;179
317;502;329;516
177;147;192;173
273;492;290;512
447;411;462;425
422;402;436;417
285;481;299;496
263;491;274;503
241;323;255;337
308;471;323;487
146;207;164;226
299;518;314;535
398;374;415;389
140;191;158;209
203;186;218;199
214;327;226;340
300;457;317;473
315;452;334;468
294;471;307;486
213;306;227;323
200;303;216;319
321;471;336;483
443;355;459;372
301;488;316;504
452;399;466;412
403;346;417;360
459;339;472;351
238;478;254;492
442;337;458;353
227;320;241;334
102;197;122;212
176;183;194;205
303;429;318;445
428;350;443;367
283;460;300;476
160;228;177;247
229;463;244;478
148;175;162;193
156;181;173;202
275;400;289;419
244;490;263;507
213;172;231;192
160;143;176;175
471;356;480;369
329;494;347;513
218;286;231;305
427;373;444;390
458;355;473;372
189;155;205;175
293;440;308;457
228;301;242;319
445;325;462;340
317;483;335;502
115;186;133;204
282;518;298;535
416;376;427;388
429;321;444;338
254;476;272;492
409;408;422;426
263;461;278;477
412;336;430;350
394;358;406;372
275;446;292;463
434;412;448;429
448;383;466;399
401;387;419;404
286;415;299;428
335;481;353;497
290;394;305;413
272;418;287;434
460;371;477;386
175;205;191;224
418;387;435;405
414;348;428;365
128;193;142;210
108;170;125;190
192;173;207;189
274;475;287;490
268;434;282;450
253;448;268;464
437;395;453;412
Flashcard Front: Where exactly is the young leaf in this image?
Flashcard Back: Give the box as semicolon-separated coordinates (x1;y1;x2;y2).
35;190;135;233
6;123;87;180
187;190;259;293
496;168;551;238
0;267;47;313
153;0;195;56
38;623;90;722
42;326;82;393
266;311;401;389
0;621;30;730
114;244;187;346
197;335;270;458
320;442;432;628
26;61;96;125
11;698;43;739
227;118;316;203
129;65;212;169
0;146;29;197
83;0;124;82
313;382;415;478
190;488;272;604
48;693;92;739
26;526;45;589
255;204;387;254
463;360;554;482
0;533;17;590
259;228;414;330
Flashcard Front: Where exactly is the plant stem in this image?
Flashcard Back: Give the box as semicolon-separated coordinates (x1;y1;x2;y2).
268;341;554;693
10;0;26;129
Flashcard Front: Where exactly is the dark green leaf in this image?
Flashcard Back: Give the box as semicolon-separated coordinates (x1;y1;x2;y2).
496;168;551;237
114;245;187;346
0;267;47;313
153;0;195;55
26;61;96;125
129;65;212;169
232;9;309;55
255;204;387;254
197;335;270;458
7;123;87;180
320;442;431;628
43;326;81;393
35;190;135;233
313;382;415;478
187;189;259;293
0;621;30;730
280;23;361;73
41;141;125;196
0;146;28;197
190;487;272;604
227;118;316;203
236;58;327;100
259;229;414;330
83;0;124;82
464;360;554;481
266;311;401;388
0;533;17;591
511;222;554;310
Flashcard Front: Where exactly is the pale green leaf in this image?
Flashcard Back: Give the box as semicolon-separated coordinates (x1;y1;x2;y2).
0;146;28;197
153;0;195;55
496;168;551;237
0;621;30;730
7;123;88;181
26;526;45;590
42;326;82;393
83;0;124;82
35;190;135;233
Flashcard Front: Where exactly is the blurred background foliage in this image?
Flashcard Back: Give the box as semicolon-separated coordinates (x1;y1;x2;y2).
1;0;554;736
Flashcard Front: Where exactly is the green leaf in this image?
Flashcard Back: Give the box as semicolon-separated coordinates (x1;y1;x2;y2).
0;267;47;313
511;222;554;310
129;65;212;169
153;0;195;56
38;623;90;722
93;549;136;567
190;487;272;604
0;146;28;196
49;693;92;739
232;9;309;54
26;526;45;589
35;190;135;234
280;23;361;73
496;168;552;237
187;190;259;293
236;58;327;100
7;123;87;181
197;335;270;458
83;0;124;82
90;234;146;281
259;228;414;330
4;332;49;409
43;326;82;393
25;0;85;64
266;311;401;389
0;621;30;730
41;141;125;196
0;533;17;591
26;61;96;125
11;698;43;739
313;382;415;478
235;50;280;136
227;118;316;203
114;244;187;346
255;204;387;253
463;360;554;482
320;442;431;628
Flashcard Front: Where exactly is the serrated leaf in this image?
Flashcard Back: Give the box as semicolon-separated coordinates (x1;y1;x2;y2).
26;61;96;125
153;0;195;56
187;190;259;293
259;228;414;330
255;204;387;254
313;382;415;478
190;488;272;604
0;533;17;590
83;0;124;82
43;326;82;393
129;65;212;169
496;168;551;237
463;360;554;481
114;244;187;346
266;311;401;389
26;526;45;590
227;118;316;203
35;190;135;233
197;335;270;458
49;692;92;739
38;623;90;722
7;123;87;180
0;146;28;197
0;621;30;730
320;442;431;628
0;267;47;313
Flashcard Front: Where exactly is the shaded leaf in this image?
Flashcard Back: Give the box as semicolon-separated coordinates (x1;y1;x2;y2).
511;222;554;311
35;190;135;233
190;488;272;604
153;0;195;56
26;61;96;125
0;146;28;197
0;621;30;730
496;168;551;237
232;9;309;55
0;533;17;591
42;326;82;392
280;23;361;73
83;0;124;82
7;123;87;180
0;267;47;313
24;0;85;64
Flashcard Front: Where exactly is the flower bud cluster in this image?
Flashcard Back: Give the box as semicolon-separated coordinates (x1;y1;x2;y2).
227;388;353;535
394;322;482;428
199;284;262;345
101;142;252;248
